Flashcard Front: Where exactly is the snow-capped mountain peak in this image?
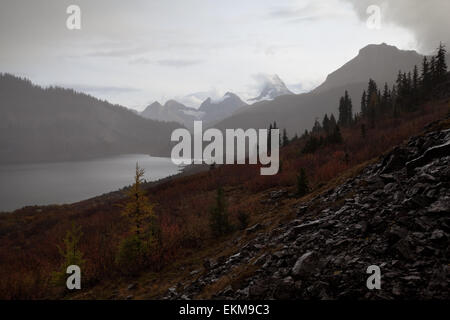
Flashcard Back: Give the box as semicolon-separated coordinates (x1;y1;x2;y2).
249;74;293;103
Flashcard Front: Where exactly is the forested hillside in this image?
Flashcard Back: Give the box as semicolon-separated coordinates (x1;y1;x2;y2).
0;74;182;164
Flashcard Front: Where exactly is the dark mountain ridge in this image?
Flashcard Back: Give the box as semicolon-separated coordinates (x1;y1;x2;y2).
0;74;182;164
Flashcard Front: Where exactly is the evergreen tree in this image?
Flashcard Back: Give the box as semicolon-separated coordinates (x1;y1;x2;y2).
361;123;366;138
436;42;448;82
391;84;399;118
338;96;346;126
322;114;330;134
406;72;412;92
366;79;378;126
361;90;367;117
421;56;431;92
334;125;343;143
52;223;85;285
312;118;322;134
116;164;159;274
123;163;156;237
302;135;320;154
381;82;390;113
366;79;378;105
344;90;353;126
367;93;378;128
296;168;309;197
282;128;289;147
328;125;343;144
209;187;231;237
303;129;309;137
430;56;437;84
412;64;419;102
338;91;353;127
329;114;337;131
404;72;413;110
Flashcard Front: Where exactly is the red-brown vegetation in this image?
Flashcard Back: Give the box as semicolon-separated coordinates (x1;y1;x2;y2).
0;99;448;299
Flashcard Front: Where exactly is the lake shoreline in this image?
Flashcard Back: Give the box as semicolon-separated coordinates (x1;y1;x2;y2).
0;154;184;213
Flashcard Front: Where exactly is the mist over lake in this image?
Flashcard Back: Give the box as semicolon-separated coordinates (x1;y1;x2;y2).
0;155;181;212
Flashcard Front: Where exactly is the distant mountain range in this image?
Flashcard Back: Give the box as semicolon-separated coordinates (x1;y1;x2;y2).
0;74;182;164
213;43;442;136
140;92;247;128
141;100;204;129
140;74;292;128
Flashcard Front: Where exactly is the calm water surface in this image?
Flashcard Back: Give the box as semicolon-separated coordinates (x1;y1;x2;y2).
0;155;181;212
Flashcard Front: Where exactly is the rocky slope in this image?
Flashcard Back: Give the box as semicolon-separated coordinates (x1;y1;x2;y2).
165;121;450;300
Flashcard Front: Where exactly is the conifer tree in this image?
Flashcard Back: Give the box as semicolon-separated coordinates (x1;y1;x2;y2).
391;84;398;117
344;90;353;126
421;56;430;92
52;223;85;285
412;64;419;102
361;123;366;138
436;42;448;82
296;168;309;197
123;163;156;237
302;135;320;154
381;82;390;113
209;187;230;237
338;96;346;126
332;125;343;144
322;114;330;134
365;79;378;125
312;118;322;134
329;114;337;131
282;128;289;147
361;90;367;117
304;129;309;137
430;56;437;84
338;91;353;127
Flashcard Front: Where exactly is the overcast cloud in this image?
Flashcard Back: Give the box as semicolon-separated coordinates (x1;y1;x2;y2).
344;0;449;53
0;0;443;110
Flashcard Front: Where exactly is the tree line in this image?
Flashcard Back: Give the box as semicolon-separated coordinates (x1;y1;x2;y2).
268;42;447;199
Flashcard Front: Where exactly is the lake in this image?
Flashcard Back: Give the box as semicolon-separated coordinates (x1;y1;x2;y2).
0;155;182;212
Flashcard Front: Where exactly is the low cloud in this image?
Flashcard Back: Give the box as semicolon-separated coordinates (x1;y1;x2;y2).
268;1;352;23
86;47;149;58
156;59;204;68
129;57;152;65
57;84;141;95
343;0;450;53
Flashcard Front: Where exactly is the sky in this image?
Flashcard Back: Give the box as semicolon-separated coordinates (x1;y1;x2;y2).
0;0;448;111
